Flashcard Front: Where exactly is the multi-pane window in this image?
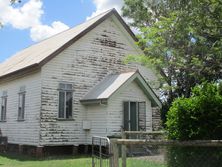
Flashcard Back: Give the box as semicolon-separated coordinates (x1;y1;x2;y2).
58;83;73;119
18;86;26;120
1;91;7;121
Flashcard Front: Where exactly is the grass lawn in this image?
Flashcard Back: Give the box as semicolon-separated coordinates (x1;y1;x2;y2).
0;153;166;167
0;153;91;167
127;158;166;167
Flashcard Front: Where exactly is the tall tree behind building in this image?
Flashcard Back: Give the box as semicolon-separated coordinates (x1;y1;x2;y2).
122;0;222;115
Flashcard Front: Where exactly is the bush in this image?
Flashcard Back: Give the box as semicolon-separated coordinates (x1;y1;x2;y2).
166;82;222;167
166;82;222;140
167;146;222;167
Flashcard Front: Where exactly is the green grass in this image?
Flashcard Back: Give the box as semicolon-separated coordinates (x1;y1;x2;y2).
0;153;166;167
0;153;91;167
127;158;166;167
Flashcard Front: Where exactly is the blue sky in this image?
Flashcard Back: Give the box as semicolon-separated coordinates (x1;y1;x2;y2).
0;0;123;63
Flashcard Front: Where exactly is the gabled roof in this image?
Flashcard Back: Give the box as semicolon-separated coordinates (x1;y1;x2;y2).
0;9;136;80
81;71;135;100
80;71;162;107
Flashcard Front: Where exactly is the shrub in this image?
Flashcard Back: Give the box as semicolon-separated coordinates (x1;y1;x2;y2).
166;82;222;167
166;146;222;167
166;82;222;140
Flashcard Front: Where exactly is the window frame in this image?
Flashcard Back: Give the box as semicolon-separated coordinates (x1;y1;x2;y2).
58;83;73;120
138;101;146;131
123;101;146;131
18;86;26;121
0;91;7;122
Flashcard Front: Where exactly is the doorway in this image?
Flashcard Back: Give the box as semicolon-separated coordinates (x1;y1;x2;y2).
123;101;146;131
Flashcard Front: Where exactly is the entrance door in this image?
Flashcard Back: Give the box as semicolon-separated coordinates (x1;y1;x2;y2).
130;102;137;131
123;101;146;131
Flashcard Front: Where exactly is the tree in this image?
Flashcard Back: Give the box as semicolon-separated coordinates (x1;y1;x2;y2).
166;82;222;140
10;0;21;3
165;82;222;167
122;0;222;109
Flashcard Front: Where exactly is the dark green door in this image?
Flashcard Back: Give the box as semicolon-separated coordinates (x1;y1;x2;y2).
130;102;137;131
123;101;138;131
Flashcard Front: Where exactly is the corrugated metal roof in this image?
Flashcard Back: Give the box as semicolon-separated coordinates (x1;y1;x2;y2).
81;71;162;107
81;71;136;100
0;9;119;78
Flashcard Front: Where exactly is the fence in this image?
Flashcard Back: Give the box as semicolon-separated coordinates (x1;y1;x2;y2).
109;131;222;167
92;136;112;167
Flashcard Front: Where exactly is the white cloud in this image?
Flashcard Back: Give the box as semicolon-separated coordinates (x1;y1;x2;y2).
87;0;123;20
30;21;69;42
0;0;69;42
0;0;42;29
88;0;139;34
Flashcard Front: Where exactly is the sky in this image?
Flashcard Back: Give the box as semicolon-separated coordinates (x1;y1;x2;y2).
0;0;124;63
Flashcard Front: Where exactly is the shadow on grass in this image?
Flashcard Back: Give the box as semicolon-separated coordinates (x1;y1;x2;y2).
0;152;90;162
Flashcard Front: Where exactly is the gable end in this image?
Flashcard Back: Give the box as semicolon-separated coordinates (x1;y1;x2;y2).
0;9;137;81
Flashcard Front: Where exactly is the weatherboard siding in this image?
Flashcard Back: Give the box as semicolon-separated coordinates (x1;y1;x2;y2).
0;72;41;146
85;105;108;144
83;82;153;144
107;81;152;137
84;81;153;144
0;12;160;148
40;16;158;146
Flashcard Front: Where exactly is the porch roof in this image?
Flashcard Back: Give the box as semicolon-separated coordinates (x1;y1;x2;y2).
80;71;162;107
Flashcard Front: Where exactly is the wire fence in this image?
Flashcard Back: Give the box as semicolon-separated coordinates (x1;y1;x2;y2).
110;131;222;167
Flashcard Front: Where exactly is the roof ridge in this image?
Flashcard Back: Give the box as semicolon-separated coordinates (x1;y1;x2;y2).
86;8;115;22
33;8;116;44
113;69;138;74
0;8;137;80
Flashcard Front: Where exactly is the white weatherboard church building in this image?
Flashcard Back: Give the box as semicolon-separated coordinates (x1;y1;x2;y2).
0;9;161;155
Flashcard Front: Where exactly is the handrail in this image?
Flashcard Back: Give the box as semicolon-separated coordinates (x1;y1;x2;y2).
92;136;111;153
115;139;222;147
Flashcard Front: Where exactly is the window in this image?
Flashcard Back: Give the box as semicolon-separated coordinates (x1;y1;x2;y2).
1;91;7;121
123;101;146;131
18;86;26;120
58;83;73;119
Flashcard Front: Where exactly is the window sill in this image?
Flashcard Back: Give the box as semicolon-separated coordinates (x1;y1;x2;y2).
0;120;6;122
17;119;25;122
56;118;74;121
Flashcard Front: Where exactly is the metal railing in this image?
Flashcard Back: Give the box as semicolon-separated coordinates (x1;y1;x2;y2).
92;136;111;167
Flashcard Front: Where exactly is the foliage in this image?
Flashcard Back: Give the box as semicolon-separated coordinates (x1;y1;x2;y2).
166;82;222;167
122;0;222;108
167;146;222;167
166;82;222;140
10;0;21;3
122;0;169;28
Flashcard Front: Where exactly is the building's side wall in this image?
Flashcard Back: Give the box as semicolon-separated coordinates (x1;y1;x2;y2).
84;81;152;144
107;81;152;137
40;15;159;146
84;104;108;144
0;72;41;146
